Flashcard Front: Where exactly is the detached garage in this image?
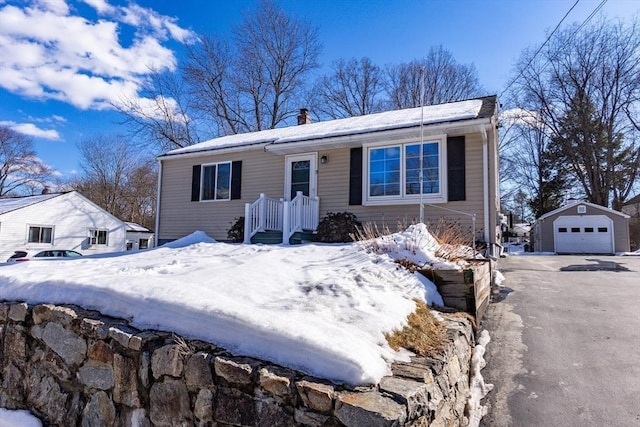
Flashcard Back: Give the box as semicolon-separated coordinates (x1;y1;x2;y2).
534;201;630;254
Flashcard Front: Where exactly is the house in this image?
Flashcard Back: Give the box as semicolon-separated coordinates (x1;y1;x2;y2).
0;191;127;261
125;222;154;251
534;200;630;254
155;96;501;255
622;194;640;251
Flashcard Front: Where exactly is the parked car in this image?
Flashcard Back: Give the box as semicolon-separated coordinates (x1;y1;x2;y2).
6;250;83;263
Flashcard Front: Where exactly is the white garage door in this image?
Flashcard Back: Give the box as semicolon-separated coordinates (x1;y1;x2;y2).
553;215;614;254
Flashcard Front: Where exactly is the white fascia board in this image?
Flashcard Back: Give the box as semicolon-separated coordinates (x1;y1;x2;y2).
157;142;272;161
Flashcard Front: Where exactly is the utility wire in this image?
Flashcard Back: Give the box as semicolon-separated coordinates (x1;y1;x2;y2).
499;0;581;99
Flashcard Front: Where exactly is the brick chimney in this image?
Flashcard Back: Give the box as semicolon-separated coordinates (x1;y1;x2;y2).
297;108;311;125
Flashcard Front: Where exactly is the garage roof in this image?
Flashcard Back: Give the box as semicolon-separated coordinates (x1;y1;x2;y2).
538;200;630;221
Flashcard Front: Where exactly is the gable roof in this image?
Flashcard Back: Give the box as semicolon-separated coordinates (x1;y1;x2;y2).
537;200;630;221
159;96;497;159
0;193;63;215
125;222;152;233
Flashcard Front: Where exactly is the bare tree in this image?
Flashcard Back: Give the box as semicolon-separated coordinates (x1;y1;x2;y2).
312;57;384;119
385;46;484;109
70;135;156;228
116;70;200;152
511;17;640;209
182;0;322;135
0;127;54;196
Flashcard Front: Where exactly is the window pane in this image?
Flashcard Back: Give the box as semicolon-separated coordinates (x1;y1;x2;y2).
571;227;580;233
290;160;310;198
41;227;52;243
202;165;216;200
598;227;608;232
216;162;231;200
28;226;40;243
369;147;400;197
405;142;440;195
97;230;107;245
139;239;148;249
558;228;567;232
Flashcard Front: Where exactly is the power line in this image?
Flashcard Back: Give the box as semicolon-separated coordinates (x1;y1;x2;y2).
499;0;582;99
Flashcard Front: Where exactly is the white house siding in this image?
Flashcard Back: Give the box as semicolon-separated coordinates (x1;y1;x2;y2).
0;192;126;261
158;129;497;247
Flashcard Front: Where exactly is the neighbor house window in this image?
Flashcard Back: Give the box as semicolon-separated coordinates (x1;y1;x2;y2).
28;226;53;244
201;162;231;201
89;229;108;245
139;239;149;249
365;138;444;204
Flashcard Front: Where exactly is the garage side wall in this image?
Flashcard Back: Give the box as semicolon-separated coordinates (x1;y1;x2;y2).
536;204;630;253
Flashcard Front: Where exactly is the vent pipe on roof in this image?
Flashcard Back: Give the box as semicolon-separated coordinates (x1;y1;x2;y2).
297;108;311;125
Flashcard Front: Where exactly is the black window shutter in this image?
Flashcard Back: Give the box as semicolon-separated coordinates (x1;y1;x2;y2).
447;136;466;201
231;161;242;200
349;147;363;205
191;165;201;202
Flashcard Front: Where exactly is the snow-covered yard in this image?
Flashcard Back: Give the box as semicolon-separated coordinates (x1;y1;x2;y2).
0;225;453;386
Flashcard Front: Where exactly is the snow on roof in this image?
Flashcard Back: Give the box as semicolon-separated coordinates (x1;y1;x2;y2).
125;222;152;233
162;97;494;158
0;226;452;386
0;193;62;216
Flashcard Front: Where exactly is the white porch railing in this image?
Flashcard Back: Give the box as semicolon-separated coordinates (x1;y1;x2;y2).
244;192;319;244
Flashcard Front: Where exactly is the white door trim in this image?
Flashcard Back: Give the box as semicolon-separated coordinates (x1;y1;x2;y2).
284;153;317;200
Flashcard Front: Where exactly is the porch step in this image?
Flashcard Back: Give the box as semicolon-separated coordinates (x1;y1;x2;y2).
250;230;316;245
251;230;283;244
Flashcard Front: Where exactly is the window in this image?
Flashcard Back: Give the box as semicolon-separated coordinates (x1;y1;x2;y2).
558;227;568;233
598;227;608;233
28;226;53;244
585;227;594;232
571;227;580;233
89;229;108;245
365;138;444;204
139;239;149;249
201;162;231;201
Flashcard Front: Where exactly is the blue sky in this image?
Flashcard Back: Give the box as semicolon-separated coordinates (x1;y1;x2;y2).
0;0;638;181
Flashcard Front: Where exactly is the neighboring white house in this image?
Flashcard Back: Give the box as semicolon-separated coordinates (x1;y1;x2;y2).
0;191;127;261
125;222;154;251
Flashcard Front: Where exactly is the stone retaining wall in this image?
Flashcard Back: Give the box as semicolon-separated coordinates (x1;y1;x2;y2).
0;301;475;426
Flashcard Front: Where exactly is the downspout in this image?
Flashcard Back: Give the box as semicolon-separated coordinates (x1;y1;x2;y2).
154;159;163;248
481;126;490;246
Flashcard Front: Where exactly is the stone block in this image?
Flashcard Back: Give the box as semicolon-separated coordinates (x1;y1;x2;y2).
293;408;330;426
150;378;193;426
214;356;259;386
113;353;141;407
87;341;114;364
81;318;109;340
185;352;214;387
109;325;139;349
81;390;116;427
390;362;435;384
8;302;28;322
379;376;430;419
214;387;256;426
255;399;296;427
258;366;295;402
151;344;184;379
193;388;213;423
295;379;334;413
335;390;407;427
42;322;87;366
33;304;78;326
78;361;114;390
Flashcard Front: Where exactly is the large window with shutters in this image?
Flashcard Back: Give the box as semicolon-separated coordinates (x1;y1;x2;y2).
191;161;242;202
364;137;447;205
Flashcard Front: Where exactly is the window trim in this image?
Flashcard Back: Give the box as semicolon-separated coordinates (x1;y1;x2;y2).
26;225;54;244
88;228;109;246
362;135;447;206
200;161;232;202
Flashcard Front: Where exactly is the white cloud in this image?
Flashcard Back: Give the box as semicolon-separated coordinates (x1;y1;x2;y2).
0;120;62;140
0;1;196;110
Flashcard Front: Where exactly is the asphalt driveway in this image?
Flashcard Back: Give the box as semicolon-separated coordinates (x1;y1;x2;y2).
480;255;640;427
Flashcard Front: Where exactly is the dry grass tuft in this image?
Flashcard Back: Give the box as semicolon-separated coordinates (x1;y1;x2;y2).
385;299;448;357
427;218;475;261
446;311;478;331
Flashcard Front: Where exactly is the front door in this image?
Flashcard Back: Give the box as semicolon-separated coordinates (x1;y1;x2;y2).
285;153;317;200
